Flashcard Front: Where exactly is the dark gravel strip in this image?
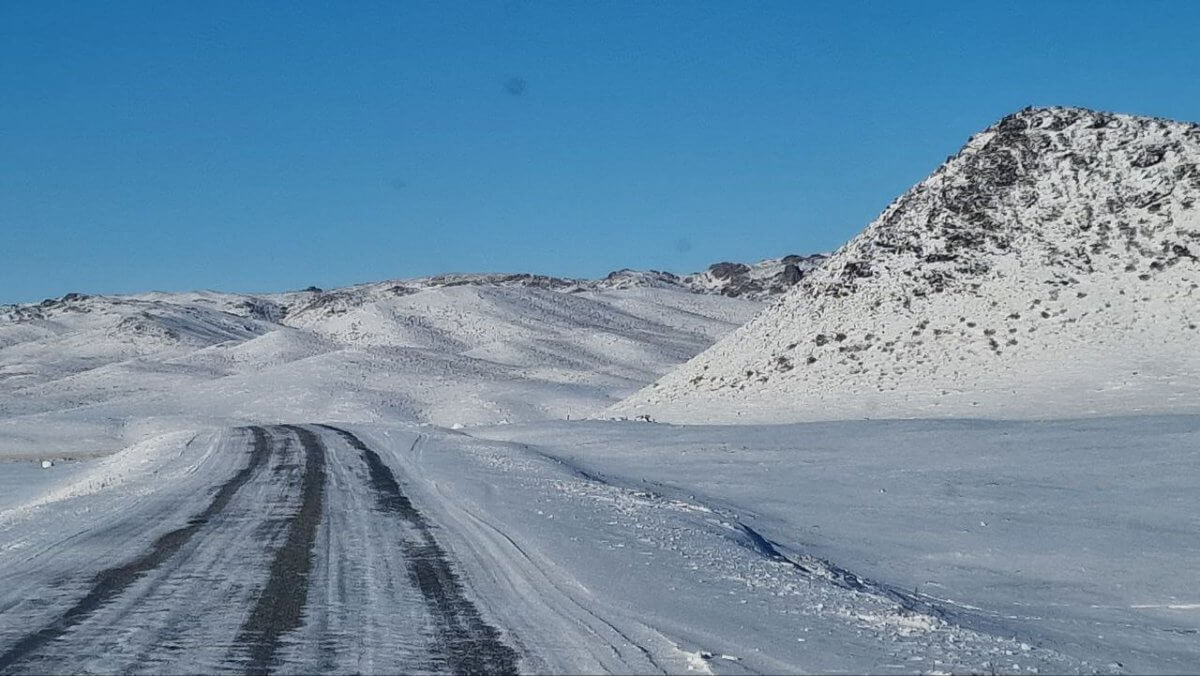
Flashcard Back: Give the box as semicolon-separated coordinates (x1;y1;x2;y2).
235;425;326;675
0;427;274;674
317;425;520;675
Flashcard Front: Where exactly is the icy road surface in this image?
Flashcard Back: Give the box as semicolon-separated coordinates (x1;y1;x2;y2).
0;426;517;675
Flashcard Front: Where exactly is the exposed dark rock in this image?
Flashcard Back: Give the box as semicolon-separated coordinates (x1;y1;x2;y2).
708;262;751;279
780;264;803;285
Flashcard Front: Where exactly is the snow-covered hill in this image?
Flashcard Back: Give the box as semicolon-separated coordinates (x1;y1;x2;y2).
0;258;824;455
617;107;1200;422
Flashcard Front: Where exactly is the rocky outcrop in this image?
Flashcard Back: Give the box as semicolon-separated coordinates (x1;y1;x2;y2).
681;255;828;299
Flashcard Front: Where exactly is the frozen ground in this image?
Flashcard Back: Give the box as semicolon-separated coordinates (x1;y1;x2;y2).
475;416;1200;673
0;460;91;513
1;415;1194;674
0;426;519;674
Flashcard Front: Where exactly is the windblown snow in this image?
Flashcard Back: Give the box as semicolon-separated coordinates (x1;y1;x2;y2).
617;107;1200;423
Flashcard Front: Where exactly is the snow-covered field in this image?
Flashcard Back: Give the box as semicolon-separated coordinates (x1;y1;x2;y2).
3;416;1195;673
0;460;91;513
472;416;1200;673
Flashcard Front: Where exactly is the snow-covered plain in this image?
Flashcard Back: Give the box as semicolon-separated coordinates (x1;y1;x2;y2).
4;417;1194;673
472;417;1200;674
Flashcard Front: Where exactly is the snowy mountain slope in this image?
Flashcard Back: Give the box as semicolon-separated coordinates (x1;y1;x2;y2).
0;294;275;413
617;107;1200;422
0;261;787;456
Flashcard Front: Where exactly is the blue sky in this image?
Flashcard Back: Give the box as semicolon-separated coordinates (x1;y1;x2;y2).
3;1;1199;303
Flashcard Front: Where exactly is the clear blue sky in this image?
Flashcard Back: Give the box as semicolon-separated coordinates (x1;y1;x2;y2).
3;1;1199;303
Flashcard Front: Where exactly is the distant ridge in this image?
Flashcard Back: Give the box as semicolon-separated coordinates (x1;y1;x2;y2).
0;253;818;446
1;253;825;322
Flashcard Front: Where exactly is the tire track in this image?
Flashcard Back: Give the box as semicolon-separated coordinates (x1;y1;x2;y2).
0;426;274;674
317;425;520;675
234;424;326;674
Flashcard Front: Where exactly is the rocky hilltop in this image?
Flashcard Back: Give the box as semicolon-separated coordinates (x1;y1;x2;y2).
598;254;827;299
616;107;1200;422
